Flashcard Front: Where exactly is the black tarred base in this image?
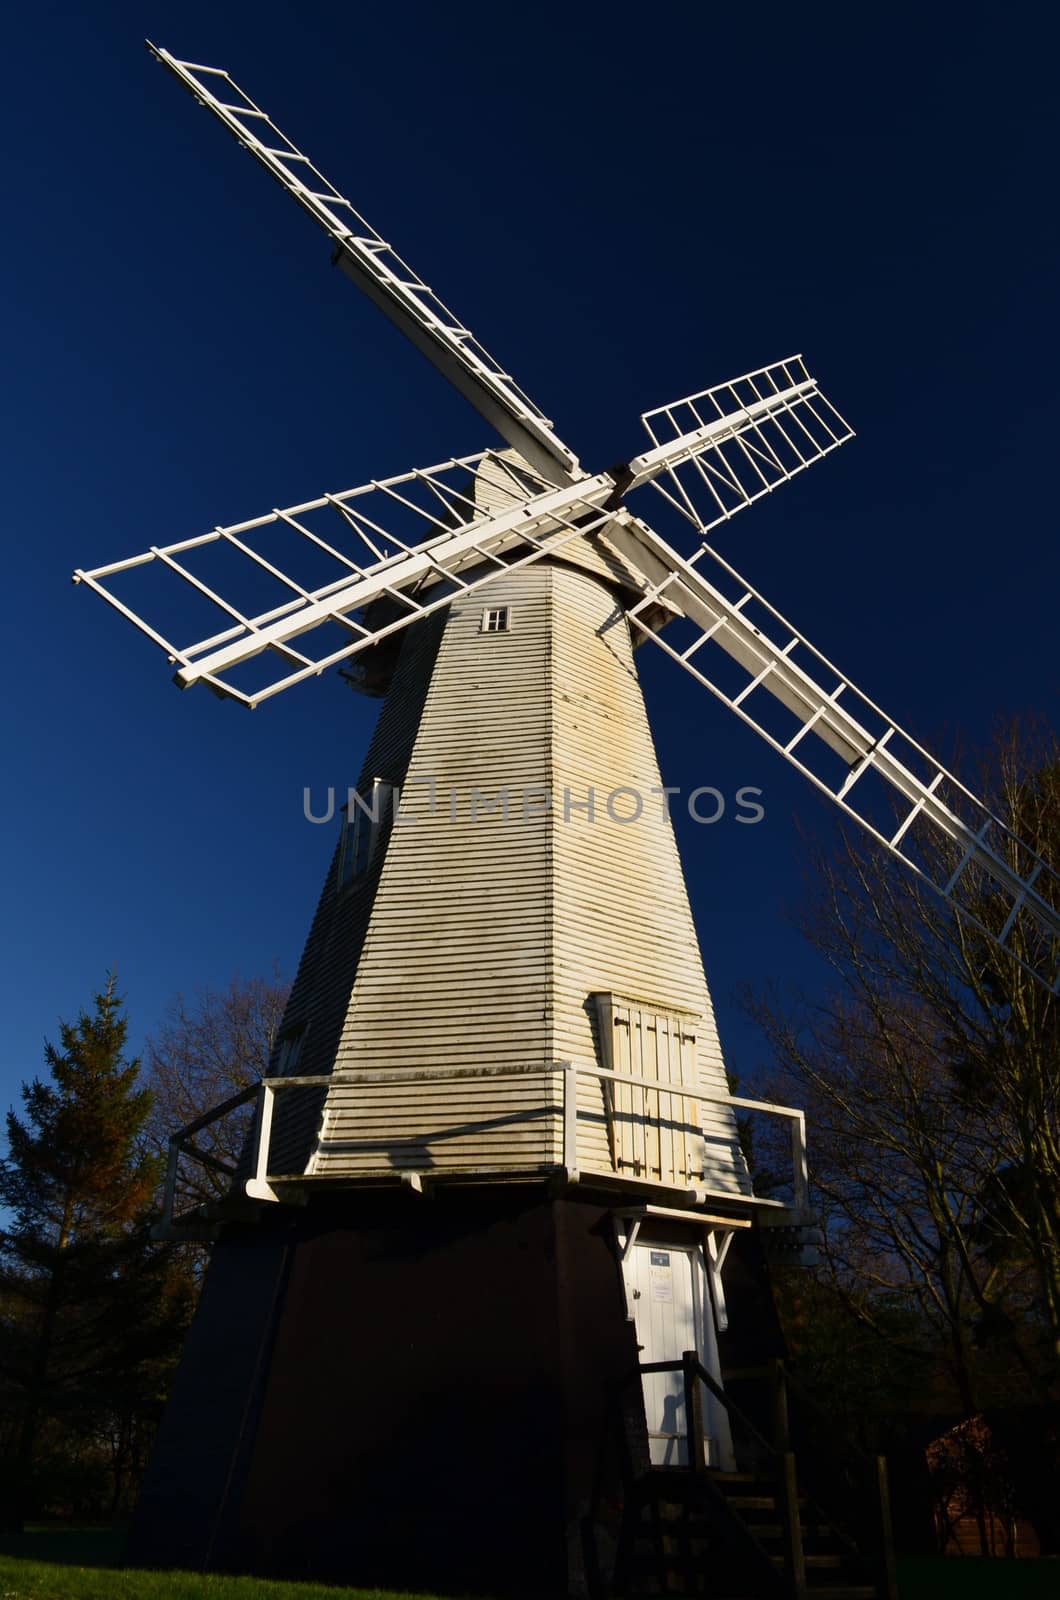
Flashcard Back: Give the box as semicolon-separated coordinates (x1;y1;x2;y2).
128;1186;641;1596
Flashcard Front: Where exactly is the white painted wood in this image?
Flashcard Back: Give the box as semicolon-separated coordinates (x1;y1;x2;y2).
546;564;749;1192
595;995;702;1188
147;47;583;488
295;542;749;1194
623;1241;733;1469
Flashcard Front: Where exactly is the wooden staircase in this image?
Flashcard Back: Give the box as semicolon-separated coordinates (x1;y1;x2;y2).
717;1467;883;1597
616;1469;890;1598
610;1354;898;1600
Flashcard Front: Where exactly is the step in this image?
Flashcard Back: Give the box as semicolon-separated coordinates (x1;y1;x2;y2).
801;1591;878;1599
720;1494;815;1512
632;1529;713;1548
745;1522;843;1542
708;1473;778;1491
770;1552;844;1569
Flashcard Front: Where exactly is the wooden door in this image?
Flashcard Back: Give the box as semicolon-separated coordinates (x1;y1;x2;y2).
625;1241;732;1468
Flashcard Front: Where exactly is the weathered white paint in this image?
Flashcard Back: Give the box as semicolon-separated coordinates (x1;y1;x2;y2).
290;546;749;1195
623;1241;734;1468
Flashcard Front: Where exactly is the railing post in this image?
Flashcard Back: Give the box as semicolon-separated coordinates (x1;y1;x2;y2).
682;1350;705;1473
876;1454;899;1600
791;1111;809;1211
778;1450;807;1600
562;1061;578;1175
256;1081;275;1187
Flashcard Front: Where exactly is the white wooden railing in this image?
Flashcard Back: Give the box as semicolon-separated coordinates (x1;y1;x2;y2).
158;1062;808;1233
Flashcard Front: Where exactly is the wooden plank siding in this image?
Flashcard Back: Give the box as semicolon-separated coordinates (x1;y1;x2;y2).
262;612;447;1176
546;563;748;1194
290;534;749;1196
310;561;556;1174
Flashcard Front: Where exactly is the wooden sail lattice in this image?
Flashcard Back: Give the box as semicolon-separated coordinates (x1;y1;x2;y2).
73;43;1060;997
74;453;615;705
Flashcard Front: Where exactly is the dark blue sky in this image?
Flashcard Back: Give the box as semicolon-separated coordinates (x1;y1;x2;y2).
3;1;1057;1103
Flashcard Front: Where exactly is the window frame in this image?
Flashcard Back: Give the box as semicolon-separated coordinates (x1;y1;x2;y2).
480;605;512;634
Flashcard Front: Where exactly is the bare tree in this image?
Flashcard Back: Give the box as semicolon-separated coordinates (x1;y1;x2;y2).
750;982;1037;1415
144;971;289;1207
749;719;1060;1402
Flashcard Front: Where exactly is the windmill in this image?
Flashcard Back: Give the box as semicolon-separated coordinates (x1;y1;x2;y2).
75;42;1059;1600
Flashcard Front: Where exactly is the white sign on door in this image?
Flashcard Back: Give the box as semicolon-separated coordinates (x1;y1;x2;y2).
649;1249;674;1302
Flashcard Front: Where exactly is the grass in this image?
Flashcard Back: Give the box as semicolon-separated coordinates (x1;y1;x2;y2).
0;1530;460;1600
0;1565;462;1599
0;1531;1055;1598
0;1568;454;1599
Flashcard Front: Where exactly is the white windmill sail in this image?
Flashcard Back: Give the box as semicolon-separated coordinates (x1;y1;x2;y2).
145;43;582;488
74;358;1058;988
74;452;617;705
625;357;852;519
74;360;849;701
608;516;1060;993
76;45;1057;1020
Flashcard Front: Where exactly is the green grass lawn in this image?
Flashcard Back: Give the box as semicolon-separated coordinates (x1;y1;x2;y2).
0;1564;458;1600
0;1530;1056;1599
0;1531;462;1600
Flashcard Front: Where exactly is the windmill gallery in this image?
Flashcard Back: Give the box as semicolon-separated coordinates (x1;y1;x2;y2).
73;42;1060;1600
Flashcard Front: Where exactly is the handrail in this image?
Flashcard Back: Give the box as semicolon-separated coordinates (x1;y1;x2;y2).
641;1351;807;1597
160;1081;261;1230
640;1353;779;1465
724;1357;898;1600
158;1060;810;1220
565;1060;809;1209
778;1358;897;1600
762;1357;875;1464
255;1061;808;1205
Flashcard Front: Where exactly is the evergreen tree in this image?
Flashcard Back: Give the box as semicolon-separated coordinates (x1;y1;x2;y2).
0;977;192;1526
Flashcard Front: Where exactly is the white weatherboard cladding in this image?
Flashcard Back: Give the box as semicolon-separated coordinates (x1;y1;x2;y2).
308;560;748;1197
261;615;445;1176
547;566;744;1192
312;562;556;1175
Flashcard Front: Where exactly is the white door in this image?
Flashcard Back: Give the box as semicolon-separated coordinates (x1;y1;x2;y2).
624;1241;733;1468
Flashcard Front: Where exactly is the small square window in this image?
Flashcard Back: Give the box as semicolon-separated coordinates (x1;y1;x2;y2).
481;605;512;633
